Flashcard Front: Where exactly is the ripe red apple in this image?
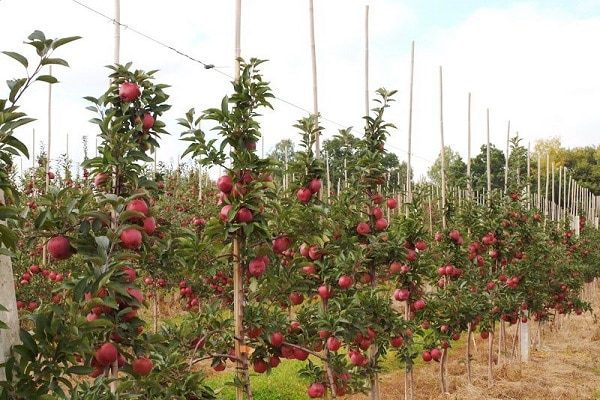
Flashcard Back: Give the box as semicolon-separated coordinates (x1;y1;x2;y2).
296;187;312;203
270;332;284;347
394;288;410;301
126;199;149;220
253;359;268;373
307;382;326;398
236;207;253;223
94;173;110;188
375;218;388;230
307;178;322;193
142;216;156;235
217;175;234;194
95;342;118;366
415;240;427;251
47;236;73;260
308;245;323;260
338;275;353;289
132;356;153;376
294;348;309;361
248;257;267;277
421;350;432;362
386;198;398;209
29;264;40;274
289;292;304;305
412;299;426;310
327;336;341;352
430;347;442;361
120;228;143;250
121;266;136;283
356;222;370;235
390;336;404;348
317;285;333;299
142;113;154;130
119;82;141;102
220;205;233;222
372;207;383;219
47;171;55;179
272;235;291;254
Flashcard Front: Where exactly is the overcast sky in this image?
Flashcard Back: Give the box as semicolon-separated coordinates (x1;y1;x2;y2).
1;0;599;180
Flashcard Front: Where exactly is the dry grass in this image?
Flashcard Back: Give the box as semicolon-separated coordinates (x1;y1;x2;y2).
344;282;600;399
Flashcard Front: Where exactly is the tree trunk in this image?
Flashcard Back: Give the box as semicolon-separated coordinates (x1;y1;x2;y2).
0;190;21;381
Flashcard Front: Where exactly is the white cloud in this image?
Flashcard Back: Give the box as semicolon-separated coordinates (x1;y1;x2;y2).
1;0;598;181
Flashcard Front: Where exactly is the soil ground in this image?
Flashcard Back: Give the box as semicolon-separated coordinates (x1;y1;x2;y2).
347;282;600;400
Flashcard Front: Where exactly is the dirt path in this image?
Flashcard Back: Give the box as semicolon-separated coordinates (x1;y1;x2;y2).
348;283;600;400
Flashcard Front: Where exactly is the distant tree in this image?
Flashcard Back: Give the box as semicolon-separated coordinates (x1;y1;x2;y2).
428;146;467;190
470;144;506;194
563;145;600;196
322;128;361;189
267;139;295;184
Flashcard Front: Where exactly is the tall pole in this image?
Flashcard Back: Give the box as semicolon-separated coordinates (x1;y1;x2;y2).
406;41;415;204
233;2;245;400
486;109;492;200
309;0;320;159
439;66;446;230
114;0;121;65
364;5;370;117
466;92;472;199
504;121;510;194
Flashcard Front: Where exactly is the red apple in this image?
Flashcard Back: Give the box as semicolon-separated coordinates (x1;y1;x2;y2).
272;235;291;254
142;113;154;130
289;292;304;305
253;359;268;373
307;382;326;398
307;178;322;193
126;199;149;220
120;228;143;250
270;332;284;347
386;198;398;209
220;205;233;222
317;285;333;299
132;356;153;376
390;336;404;348
121;266;136;283
296;187;312;203
375;218;388;230
356;222;370;235
95;342;118;366
236;207;253;223
47;236;73;260
248;257;267;277
217;175;234;194
338;275;353;289
119;82;141;102
327;336;341;352
372;207;383;219
394;288;410;301
142;216;156;235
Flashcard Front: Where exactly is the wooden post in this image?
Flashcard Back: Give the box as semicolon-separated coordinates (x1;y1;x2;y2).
504;121;510;194
466;93;472;199
0;192;20;382
439;67;446;230
406;41;415;206
486;109;491;200
308;0;320;159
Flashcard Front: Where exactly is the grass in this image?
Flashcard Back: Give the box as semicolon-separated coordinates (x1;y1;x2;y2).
206;359;310;400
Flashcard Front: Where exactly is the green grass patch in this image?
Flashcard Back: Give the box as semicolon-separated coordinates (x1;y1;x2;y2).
206;359;310;400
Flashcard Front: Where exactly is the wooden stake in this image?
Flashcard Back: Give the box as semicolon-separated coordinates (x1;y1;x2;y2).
439;67;446;230
406;41;415;204
486;109;491;200
504;121;510;194
466;93;472;199
364;5;370;117
308;0;320;159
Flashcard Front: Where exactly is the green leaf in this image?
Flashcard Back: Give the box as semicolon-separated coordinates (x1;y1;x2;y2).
66;365;95;375
51;36;82;50
40;58;70;68
0;320;8;330
35;75;59;84
1;51;28;68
